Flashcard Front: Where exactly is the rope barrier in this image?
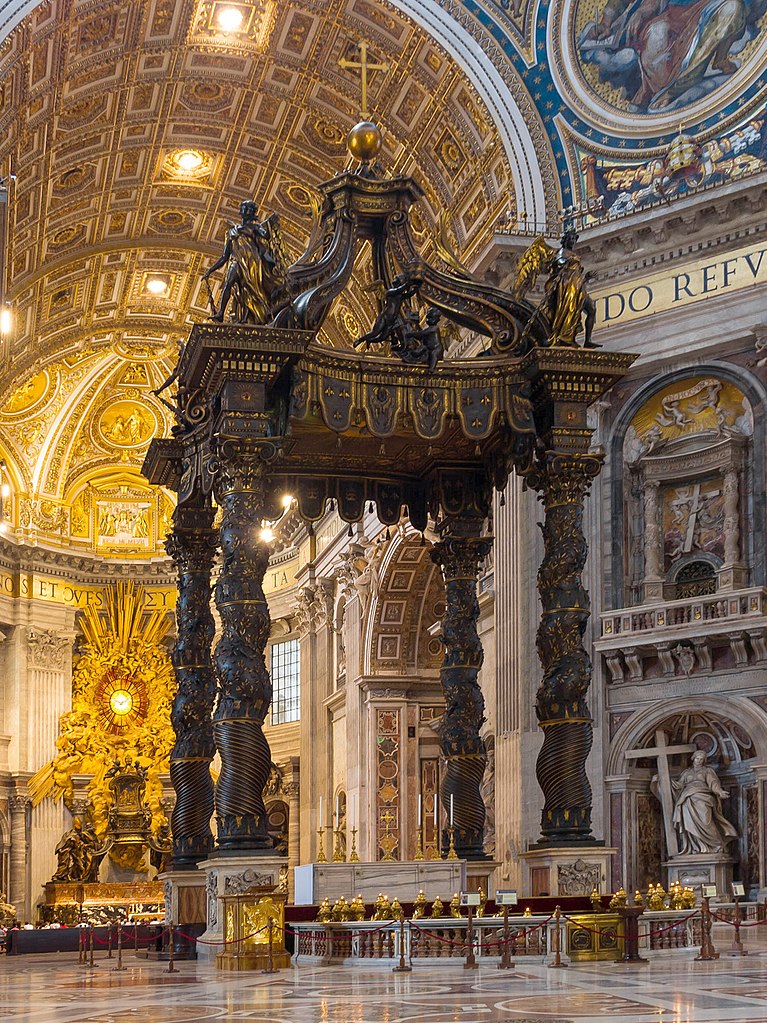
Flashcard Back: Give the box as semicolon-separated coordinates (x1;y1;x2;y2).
174;925;268;947
711;912;767;929
283;920;396;943
561;909;700;941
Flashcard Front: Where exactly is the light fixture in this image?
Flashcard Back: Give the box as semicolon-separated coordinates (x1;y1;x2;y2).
217;6;244;31
145;275;170;296
109;689;134;716
281;494;294;509
1;483;9;498
0;303;12;335
260;526;275;543
175;150;204;173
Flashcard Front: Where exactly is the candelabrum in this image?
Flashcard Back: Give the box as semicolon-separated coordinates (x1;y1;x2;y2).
332;826;345;862
446;826;458;860
414;825;424;860
316;827;327;864
349;827;360;862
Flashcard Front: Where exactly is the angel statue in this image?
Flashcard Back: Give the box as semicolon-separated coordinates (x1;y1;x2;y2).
203;199;289;324
514;228;599;348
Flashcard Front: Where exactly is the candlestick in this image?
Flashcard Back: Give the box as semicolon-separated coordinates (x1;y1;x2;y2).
446;826;458;860
433;797;437;826
319;795;323;826
336;794;340;830
349;826;360;862
316;827;327;863
414;825;424;860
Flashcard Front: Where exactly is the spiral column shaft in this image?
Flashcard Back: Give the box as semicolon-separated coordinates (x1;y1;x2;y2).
529;452;602;844
165;500;217;868
212;452;273;851
431;529;492;859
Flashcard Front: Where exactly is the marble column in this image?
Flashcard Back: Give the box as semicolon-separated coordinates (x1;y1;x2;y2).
642;480;664;602
212;451;273;852
9;794;29;920
295;579;333;863
528;451;602;845
165;497;217;868
431;523;492;859
720;465;746;589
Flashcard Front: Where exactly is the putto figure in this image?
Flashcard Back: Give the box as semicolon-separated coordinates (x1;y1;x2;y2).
514;229;599;349
203;199;288;324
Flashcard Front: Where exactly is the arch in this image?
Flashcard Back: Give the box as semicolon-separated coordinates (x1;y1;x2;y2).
0;0;550;236
606;694;767;777
606;361;767;608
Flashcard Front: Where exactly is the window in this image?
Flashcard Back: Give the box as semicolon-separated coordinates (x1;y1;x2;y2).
270;638;300;724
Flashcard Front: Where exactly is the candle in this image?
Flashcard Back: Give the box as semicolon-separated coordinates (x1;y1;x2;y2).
319;795;323;826
433;798;438;826
450;794;454;826
336;795;340;830
417;794;422;826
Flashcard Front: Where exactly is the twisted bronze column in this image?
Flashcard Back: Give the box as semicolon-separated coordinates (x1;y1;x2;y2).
529;452;602;844
213;449;273;851
165;500;218;868
431;531;492;859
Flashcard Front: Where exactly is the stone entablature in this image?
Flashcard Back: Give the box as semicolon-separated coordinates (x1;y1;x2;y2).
596;587;767;684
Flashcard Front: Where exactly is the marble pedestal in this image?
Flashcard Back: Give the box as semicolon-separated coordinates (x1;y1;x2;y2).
157;869;207;959
293;860;466;905
520;847;617;897
195;855;288;960
665;853;735;894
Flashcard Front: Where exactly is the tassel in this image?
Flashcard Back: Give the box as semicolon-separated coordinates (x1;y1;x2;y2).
500;491;506;507
348;523;353;537
368;502;374;514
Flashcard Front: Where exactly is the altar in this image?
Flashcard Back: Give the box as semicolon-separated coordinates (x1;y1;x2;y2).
293;861;466;905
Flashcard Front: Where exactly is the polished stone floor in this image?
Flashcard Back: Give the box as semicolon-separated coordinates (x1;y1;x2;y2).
4;948;767;1022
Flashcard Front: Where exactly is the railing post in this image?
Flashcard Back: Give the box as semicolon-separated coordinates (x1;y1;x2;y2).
731;896;747;957
113;923;125;972
392;911;412;973
497;905;514;970
167;924;177;973
548;906;567;968
696;897;719;961
464;904;478;970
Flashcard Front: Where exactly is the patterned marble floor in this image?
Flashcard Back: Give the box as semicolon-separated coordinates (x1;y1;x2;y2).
3;948;767;1023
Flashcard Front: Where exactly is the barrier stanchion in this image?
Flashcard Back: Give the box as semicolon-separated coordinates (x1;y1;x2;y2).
78;927;85;966
548;905;567;968
88;923;97;968
696;896;719;961
167;924;177;973
133;921;138;953
392;911;412;973
497;906;514;970
113;923;125;971
464;904;478;970
107;924;113;959
731;896;748;956
616;905;648;965
261;917;277;974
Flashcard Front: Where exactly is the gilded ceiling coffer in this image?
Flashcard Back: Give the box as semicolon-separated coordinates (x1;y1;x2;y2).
143;121;637;857
164;495;217;867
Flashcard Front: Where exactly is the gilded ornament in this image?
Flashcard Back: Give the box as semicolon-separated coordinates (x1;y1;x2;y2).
449;893;462;918
609;887;628;909
430;896;445;918
412;890;427;919
316;897;333;923
347;120;382;162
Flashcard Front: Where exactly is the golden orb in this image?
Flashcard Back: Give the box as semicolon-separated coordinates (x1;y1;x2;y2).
109;689;133;717
347;121;382;162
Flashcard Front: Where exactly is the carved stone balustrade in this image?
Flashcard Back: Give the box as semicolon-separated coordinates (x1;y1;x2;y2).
597;587;767;684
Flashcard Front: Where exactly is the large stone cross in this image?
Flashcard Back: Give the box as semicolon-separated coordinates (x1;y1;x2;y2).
625;730;696;857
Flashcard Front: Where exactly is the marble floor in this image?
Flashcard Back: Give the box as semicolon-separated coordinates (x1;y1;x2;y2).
4;948;767;1023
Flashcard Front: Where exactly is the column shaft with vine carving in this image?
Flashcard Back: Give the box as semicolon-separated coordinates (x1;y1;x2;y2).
165;500;217;868
530;452;602;844
430;529;492;859
213;451;273;851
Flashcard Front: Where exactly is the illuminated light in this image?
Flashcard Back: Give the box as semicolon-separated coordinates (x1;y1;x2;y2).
0;304;12;335
145;276;169;296
281;494;294;509
260;526;275;543
1;483;9;498
175;149;204;172
109;689;133;716
217;6;244;31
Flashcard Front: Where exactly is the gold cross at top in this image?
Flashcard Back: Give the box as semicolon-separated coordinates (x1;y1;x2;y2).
339;41;388;120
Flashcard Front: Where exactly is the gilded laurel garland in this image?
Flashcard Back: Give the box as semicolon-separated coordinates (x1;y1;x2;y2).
165;500;218;866
28;582;175;850
213;452;274;849
431;533;493;859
